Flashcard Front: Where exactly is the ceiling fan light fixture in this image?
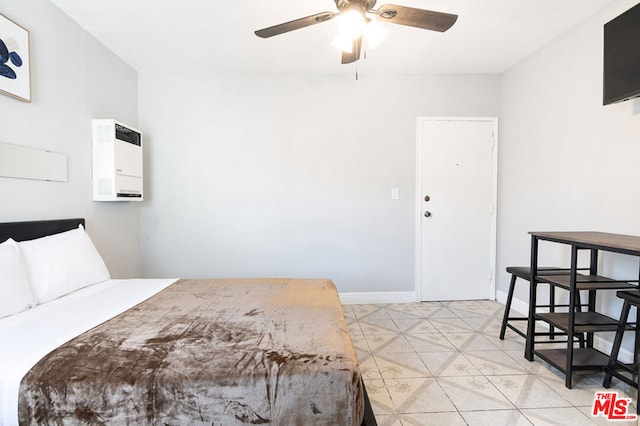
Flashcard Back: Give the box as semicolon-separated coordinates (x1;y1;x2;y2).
363;19;388;50
331;10;366;52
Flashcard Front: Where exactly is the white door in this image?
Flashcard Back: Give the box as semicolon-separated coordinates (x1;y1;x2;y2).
417;117;497;301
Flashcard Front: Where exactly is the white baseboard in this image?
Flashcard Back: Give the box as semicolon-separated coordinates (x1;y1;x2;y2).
339;291;416;305
495;290;634;364
495;289;529;315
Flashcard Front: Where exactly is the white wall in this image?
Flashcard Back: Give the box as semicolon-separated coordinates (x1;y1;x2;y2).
0;0;141;277
498;0;640;327
139;73;499;294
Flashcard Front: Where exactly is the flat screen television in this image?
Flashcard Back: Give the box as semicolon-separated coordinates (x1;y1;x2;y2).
603;2;640;105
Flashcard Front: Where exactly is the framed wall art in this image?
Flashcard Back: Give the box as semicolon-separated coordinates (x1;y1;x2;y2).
0;13;30;102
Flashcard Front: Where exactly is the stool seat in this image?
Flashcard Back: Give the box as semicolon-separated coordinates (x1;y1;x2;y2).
500;266;584;344
616;290;640;305
506;266;572;281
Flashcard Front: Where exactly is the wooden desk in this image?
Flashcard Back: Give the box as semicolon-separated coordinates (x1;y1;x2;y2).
524;231;640;388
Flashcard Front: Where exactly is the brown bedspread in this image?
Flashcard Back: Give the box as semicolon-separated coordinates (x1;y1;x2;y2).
18;278;364;425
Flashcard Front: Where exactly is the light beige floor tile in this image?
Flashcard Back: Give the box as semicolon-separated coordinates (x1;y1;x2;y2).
360;356;383;380
429;306;459;318
538;372;636;407
406;333;457;352
401;412;467;426
401;319;439;334
363;379;395;416
520;407;598;425
385;307;422;320
461;316;504;333
577;405;639;425
460;316;502;333
411;304;445;318
483;332;526;351
348;321;364;337
430;317;475;333
445;332;501;352
344;310;357;322
393;318;430;333
386;377;456;413
364;332;402;353
360;321;399;336
448;306;499;319
465;350;532;375
342;304;355;313
351;304;382;319
350;333;370;352
460;409;534;426
360;318;400;333
375;335;417;354
442;300;504;316
503;350;564;377
374;353;430;379
418;351;481;376
355;347;373;363
372;414;403;426
488;375;572;409
365;309;395;321
438;376;514;411
353;300;640;425
482;318;509;336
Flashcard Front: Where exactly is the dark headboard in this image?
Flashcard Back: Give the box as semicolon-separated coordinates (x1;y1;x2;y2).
0;218;85;243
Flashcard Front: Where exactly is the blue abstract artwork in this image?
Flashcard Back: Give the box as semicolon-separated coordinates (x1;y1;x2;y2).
0;37;23;79
0;14;30;101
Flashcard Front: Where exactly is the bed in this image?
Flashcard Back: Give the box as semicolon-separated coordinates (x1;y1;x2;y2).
0;218;375;425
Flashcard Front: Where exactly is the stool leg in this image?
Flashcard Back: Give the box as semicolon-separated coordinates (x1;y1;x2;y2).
549;284;555;340
604;300;631;388
635;310;639;415
500;274;517;340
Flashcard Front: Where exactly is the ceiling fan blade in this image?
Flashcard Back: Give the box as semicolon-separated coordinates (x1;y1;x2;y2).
341;36;362;64
255;12;336;38
375;4;458;32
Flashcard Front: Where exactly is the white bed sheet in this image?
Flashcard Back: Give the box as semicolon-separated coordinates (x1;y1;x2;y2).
0;278;177;426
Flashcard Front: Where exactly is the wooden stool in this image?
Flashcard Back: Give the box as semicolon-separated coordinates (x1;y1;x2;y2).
603;290;640;413
500;266;582;341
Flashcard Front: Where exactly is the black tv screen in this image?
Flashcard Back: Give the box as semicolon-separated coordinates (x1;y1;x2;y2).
603;2;640;105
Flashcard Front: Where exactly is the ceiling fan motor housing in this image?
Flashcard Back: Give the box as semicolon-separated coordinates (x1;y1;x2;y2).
335;0;377;12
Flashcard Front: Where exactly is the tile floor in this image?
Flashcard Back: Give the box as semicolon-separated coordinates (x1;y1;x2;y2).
343;300;639;426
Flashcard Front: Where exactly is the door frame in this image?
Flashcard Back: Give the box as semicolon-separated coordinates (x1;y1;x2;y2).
414;116;499;301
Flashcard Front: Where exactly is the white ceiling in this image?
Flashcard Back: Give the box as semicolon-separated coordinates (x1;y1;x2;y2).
49;0;614;74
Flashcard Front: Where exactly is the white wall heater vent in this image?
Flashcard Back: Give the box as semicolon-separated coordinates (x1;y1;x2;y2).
91;119;143;201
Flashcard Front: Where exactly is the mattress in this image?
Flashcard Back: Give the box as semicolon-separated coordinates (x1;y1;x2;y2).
4;278;363;425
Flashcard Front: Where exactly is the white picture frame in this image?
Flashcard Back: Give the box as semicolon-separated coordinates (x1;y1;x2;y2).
0;14;30;102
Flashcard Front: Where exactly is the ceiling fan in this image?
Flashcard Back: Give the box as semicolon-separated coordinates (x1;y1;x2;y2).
255;0;458;64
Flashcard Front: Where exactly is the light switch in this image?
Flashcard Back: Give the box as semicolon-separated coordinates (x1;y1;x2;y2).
391;188;399;200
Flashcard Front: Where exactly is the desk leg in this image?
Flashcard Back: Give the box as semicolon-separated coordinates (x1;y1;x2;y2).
565;245;579;388
586;250;599;348
525;235;538;361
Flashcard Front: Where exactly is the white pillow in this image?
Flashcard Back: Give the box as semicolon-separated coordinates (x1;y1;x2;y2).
20;225;110;304
0;238;35;318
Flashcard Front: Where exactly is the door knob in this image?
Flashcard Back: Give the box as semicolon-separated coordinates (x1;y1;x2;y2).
424;211;432;217
424;195;431;202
